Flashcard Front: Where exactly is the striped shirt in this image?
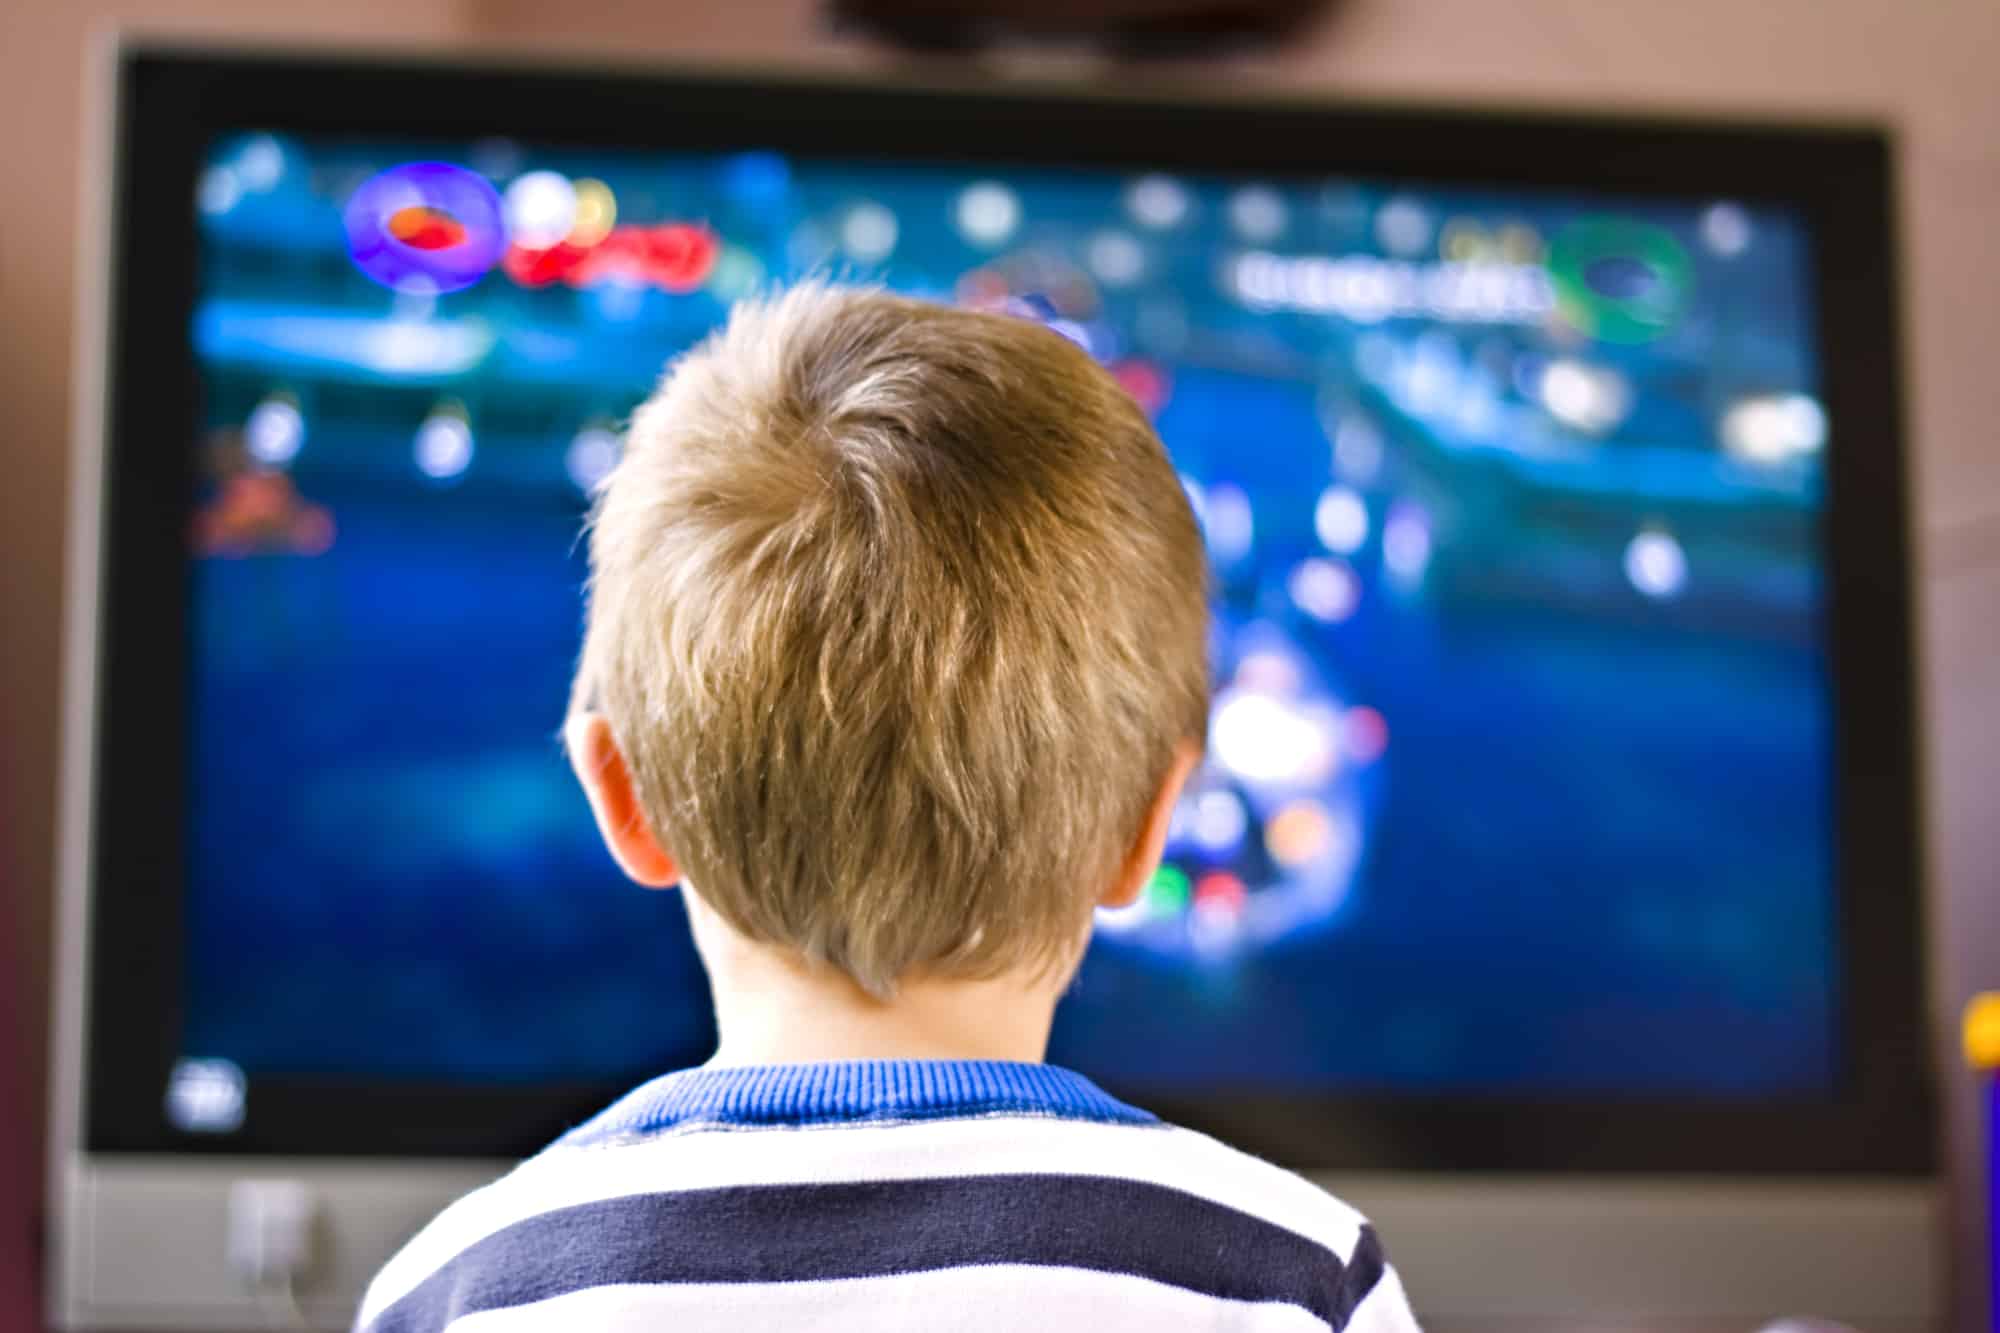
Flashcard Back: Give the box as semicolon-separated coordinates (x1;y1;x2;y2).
355;1060;1422;1332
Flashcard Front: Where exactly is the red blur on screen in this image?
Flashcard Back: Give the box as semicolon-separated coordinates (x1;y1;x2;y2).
502;222;719;294
387;205;470;252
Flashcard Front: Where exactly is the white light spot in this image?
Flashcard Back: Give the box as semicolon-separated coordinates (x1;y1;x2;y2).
165;1058;245;1134
1382;505;1432;583
1095;898;1151;933
1333;414;1384;483
1539;358;1632;435
1086;229;1145;286
503;171;577;250
1375;196;1432;257
1701;202;1753;257
956;182;1021;249
1289;558;1361;623
245;396;304;466
236;136;284;191
1625;528;1688;599
1212;691;1337;785
840;201;899;264
1045;318;1092;351
198;166;242;216
217;310;491;378
566;427;621;493
1191;790;1249;853
1780;395;1828;452
1721;392;1827;465
1314;486;1370;555
1181;475;1209;533
362;320;489;376
1228;186;1287;243
1203;483;1255;562
1127;174;1190;230
415;411;474;481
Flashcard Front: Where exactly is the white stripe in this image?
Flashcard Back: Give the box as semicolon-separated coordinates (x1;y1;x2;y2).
360;1118;1365;1325
441;1266;1333;1333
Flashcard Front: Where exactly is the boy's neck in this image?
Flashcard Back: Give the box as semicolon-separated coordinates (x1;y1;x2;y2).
691;900;1064;1068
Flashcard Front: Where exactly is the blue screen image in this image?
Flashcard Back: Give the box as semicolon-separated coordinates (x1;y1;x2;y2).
183;132;1835;1099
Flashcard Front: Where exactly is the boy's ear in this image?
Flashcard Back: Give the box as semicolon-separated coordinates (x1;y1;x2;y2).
1101;739;1202;910
564;712;681;889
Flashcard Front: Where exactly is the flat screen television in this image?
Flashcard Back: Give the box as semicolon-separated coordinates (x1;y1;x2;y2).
50;41;1938;1330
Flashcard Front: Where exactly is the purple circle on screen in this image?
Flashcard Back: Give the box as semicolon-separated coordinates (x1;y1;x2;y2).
342;162;507;294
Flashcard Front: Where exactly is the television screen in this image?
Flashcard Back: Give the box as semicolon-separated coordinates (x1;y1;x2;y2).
173;129;1839;1123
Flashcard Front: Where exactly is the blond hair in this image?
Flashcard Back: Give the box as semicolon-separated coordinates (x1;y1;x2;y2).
571;283;1208;996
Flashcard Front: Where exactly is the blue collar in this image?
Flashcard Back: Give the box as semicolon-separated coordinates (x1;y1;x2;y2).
560;1059;1155;1146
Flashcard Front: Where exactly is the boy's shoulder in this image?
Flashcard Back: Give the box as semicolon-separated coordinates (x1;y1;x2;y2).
1144;1117;1378;1251
355;1065;1412;1333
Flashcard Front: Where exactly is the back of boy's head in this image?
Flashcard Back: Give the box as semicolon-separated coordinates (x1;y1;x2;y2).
571;282;1209;996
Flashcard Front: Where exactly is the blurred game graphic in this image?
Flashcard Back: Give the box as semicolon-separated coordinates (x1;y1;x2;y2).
175;132;1833;1106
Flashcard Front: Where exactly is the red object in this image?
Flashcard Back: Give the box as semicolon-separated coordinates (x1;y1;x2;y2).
569;226;656;287
193;473;337;558
1111;358;1172;416
1194;871;1247;911
502;241;590;288
387;205;469;252
1344;706;1389;765
506;223;719;295
641;224;720;293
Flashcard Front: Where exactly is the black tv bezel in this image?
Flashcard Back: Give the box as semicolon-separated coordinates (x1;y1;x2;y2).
84;47;1933;1172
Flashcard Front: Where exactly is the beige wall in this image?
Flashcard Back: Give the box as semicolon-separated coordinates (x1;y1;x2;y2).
0;0;470;1317
5;0;1995;1322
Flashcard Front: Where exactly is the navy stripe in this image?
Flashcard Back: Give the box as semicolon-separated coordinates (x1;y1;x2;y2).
371;1175;1383;1332
1331;1223;1388;1326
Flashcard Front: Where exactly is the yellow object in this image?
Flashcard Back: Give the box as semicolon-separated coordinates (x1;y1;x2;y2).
567;179;617;248
1966;992;2000;1070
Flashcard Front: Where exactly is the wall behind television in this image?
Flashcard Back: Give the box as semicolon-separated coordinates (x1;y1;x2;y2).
3;0;1995;1325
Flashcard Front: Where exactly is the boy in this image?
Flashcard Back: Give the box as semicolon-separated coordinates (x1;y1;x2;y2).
355;284;1423;1332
